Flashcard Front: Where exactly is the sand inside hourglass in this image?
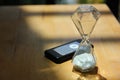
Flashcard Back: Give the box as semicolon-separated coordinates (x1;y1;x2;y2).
72;45;96;72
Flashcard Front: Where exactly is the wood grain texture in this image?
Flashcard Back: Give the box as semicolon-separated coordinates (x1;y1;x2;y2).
0;4;120;80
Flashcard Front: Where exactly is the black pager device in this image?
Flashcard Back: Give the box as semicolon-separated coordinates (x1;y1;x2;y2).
44;39;81;64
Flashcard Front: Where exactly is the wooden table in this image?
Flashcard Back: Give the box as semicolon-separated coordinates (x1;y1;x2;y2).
0;4;120;80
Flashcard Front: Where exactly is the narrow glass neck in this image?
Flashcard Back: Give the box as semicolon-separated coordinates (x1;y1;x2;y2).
82;34;90;41
80;34;92;47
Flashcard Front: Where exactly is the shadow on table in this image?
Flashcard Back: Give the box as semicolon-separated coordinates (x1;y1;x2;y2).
73;67;107;80
0;6;77;80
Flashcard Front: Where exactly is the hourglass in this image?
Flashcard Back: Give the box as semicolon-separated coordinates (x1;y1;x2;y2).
72;5;101;72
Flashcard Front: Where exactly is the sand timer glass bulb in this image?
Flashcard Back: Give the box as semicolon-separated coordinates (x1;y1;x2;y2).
71;5;101;72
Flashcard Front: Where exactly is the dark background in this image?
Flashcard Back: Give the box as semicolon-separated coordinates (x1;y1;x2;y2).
0;0;119;21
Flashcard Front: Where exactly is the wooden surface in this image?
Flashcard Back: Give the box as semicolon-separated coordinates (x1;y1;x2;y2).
0;4;120;80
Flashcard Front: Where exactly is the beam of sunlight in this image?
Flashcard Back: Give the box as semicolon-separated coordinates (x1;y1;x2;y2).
18;4;120;80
